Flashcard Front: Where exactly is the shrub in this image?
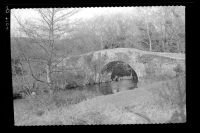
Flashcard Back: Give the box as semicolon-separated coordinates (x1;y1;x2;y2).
11;58;25;76
52;70;85;90
24;88;99;112
12;74;38;99
154;73;186;122
26;92;56;111
173;64;184;76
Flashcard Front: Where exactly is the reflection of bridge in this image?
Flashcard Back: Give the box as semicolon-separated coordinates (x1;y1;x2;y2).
111;79;138;93
56;48;185;85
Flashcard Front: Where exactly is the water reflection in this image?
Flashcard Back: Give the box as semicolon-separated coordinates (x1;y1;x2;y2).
81;79;137;95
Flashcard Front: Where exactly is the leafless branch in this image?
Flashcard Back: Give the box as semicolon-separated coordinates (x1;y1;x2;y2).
54;9;80;23
15;40;48;84
13;8;80;90
13;15;51;57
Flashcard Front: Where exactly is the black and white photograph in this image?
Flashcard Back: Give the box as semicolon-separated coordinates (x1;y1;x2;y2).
11;6;186;125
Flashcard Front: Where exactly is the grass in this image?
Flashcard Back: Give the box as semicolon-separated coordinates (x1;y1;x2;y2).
69;111;109;125
14;88;101;125
146;73;186;123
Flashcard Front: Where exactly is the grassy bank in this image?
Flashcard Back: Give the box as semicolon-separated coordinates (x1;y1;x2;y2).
14;88;102;125
14;72;185;125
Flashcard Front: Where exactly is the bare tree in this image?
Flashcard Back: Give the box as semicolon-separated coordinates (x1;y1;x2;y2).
12;8;80;93
136;7;155;52
135;6;185;53
154;6;185;53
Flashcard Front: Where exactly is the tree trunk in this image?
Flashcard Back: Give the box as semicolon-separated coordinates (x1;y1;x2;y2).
146;23;152;52
46;64;53;94
98;52;103;84
177;40;180;53
161;40;165;52
98;36;103;84
160;23;165;52
46;64;50;83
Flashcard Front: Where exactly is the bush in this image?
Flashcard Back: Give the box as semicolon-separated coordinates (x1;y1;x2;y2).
173;64;184;76
154;73;186;122
24;88;99;112
12;75;37;98
52;70;86;90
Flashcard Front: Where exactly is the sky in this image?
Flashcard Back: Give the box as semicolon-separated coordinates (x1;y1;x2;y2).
10;6;185;37
11;7;136;20
11;7;138;36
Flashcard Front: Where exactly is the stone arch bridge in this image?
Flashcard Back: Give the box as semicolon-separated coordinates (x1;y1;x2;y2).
55;48;185;86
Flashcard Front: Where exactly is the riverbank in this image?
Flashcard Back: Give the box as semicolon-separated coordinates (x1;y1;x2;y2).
14;73;185;125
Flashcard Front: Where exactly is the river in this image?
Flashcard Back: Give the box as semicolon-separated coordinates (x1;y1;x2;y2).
14;79;138;100
80;79;138;95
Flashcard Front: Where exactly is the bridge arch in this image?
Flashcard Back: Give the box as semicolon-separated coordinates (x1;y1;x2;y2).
101;61;138;84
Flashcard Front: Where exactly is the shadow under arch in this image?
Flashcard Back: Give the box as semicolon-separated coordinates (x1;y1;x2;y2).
101;61;138;85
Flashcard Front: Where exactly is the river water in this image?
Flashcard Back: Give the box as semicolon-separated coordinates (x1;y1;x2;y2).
80;79;138;95
14;79;138;100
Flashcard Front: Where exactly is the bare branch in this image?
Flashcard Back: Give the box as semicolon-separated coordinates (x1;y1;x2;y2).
54;9;80;23
37;9;51;28
15;40;47;84
13;15;51;57
51;57;66;69
13;8;80;90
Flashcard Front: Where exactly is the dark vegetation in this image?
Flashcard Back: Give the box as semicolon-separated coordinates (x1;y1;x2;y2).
13;93;23;100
